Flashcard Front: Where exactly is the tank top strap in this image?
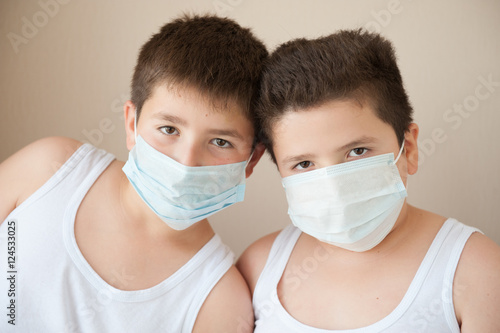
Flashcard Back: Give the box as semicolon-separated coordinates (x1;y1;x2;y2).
182;236;235;332
440;219;482;330
66;143;116;189
10;143;115;216
253;225;302;303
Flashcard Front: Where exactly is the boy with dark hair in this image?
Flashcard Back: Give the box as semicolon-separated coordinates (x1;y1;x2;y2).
238;29;500;332
0;14;267;332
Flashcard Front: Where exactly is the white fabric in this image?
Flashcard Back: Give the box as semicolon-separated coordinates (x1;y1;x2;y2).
253;219;480;332
0;143;234;332
122;135;247;230
282;152;407;251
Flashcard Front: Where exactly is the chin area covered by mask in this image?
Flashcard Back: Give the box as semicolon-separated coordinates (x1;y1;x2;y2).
282;141;407;252
122;113;250;230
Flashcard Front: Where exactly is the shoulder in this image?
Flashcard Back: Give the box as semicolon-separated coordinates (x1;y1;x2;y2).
0;137;83;221
453;230;500;332
2;136;83;177
6;136;83;186
236;230;281;294
192;265;254;333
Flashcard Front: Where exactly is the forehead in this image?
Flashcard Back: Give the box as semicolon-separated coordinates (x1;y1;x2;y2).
146;83;242;111
142;83;255;134
272;99;395;152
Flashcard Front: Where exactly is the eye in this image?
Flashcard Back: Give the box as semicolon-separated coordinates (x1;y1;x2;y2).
160;126;179;135
294;161;313;170
348;147;368;157
211;138;233;148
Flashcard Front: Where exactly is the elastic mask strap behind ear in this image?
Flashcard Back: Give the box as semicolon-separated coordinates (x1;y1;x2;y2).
394;139;405;164
245;151;254;167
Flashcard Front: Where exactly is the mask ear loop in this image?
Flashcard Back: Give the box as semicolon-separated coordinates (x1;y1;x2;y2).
389;139;409;193
394;139;405;164
245;150;255;167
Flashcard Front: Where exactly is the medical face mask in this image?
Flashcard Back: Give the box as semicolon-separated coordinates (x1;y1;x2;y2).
282;142;407;252
122;117;249;230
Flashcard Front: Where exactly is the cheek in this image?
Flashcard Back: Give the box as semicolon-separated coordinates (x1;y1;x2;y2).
396;157;409;186
209;152;240;166
274;157;295;178
208;144;252;166
141;131;174;157
276;164;290;178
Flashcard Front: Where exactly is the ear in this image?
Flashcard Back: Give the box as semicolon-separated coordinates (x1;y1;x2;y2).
404;123;419;175
245;143;266;178
124;100;137;151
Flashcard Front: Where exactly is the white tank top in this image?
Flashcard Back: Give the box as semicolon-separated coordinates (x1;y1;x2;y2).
0;143;234;332
253;220;479;332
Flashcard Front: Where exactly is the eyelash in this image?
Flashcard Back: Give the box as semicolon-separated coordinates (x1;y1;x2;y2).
159;127;233;149
348;147;369;158
211;138;233;149
293;147;369;170
293;161;313;170
159;126;178;135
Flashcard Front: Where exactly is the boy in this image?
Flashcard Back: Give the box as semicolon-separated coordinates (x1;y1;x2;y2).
0;14;267;332
238;29;500;332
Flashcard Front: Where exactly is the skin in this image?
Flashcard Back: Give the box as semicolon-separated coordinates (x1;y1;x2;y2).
0;83;265;333
237;99;500;331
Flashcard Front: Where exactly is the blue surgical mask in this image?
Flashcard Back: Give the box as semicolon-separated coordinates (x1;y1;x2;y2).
282;141;407;252
122;118;248;230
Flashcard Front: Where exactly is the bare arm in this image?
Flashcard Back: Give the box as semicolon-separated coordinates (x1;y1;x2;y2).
454;232;500;332
193;230;282;333
0;136;82;224
192;266;254;333
236;231;280;295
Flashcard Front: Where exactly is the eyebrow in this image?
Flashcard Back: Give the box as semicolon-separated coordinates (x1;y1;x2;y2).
153;112;244;141
282;153;316;165
153;113;187;126
336;136;379;152
280;136;379;166
207;129;244;141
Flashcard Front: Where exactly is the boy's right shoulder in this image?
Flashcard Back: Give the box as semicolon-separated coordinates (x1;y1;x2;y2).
8;136;83;180
236;230;282;293
0;137;83;221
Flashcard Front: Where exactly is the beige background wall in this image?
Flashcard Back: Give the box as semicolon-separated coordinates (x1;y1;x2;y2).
1;0;499;256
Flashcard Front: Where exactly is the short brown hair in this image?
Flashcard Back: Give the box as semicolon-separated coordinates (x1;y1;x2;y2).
256;29;413;163
132;14;268;129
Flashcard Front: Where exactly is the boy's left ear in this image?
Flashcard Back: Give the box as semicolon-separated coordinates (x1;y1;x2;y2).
404;123;420;175
245;143;266;178
124;100;137;151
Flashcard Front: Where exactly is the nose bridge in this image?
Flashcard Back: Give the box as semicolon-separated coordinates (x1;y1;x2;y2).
326;154;343;168
176;136;203;167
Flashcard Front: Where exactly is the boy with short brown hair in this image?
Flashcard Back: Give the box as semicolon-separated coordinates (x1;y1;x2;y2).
238;29;500;332
0;14;267;332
